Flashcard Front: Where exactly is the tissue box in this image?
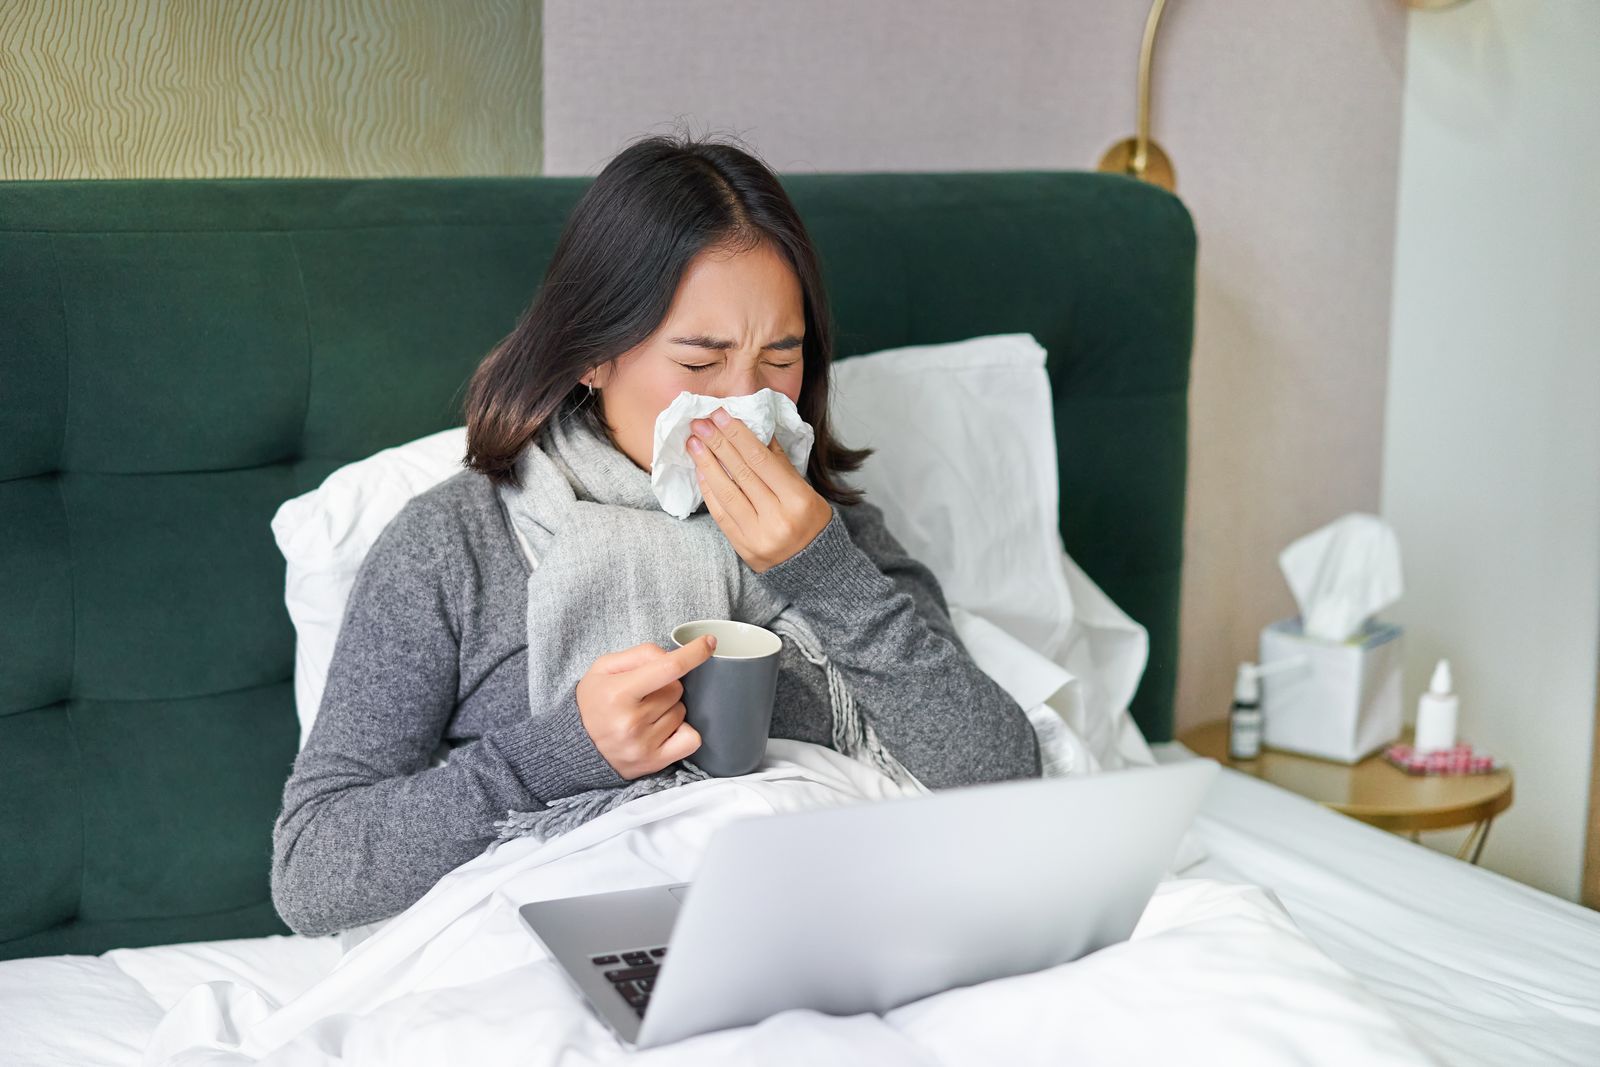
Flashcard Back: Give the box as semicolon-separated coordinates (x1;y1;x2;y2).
1258;617;1404;764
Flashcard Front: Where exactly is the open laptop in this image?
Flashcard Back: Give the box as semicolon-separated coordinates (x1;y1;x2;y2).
518;758;1218;1049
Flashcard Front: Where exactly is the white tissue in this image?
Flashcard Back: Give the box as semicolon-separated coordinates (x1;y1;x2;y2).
649;388;815;519
1278;512;1404;642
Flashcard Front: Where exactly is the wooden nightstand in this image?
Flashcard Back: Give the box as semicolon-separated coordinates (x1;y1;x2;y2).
1180;720;1514;864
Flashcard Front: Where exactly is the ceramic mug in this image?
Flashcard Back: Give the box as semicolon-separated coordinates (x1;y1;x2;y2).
669;619;781;776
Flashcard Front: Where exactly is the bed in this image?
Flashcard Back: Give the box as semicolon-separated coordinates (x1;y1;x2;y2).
2;750;1597;1065
2;173;1596;1065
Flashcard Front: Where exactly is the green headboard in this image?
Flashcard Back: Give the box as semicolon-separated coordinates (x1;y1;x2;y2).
0;172;1195;959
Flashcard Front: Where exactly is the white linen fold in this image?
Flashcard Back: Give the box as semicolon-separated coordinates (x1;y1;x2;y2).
141;742;1438;1067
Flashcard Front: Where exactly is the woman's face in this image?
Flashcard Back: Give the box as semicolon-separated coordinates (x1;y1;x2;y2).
582;238;807;471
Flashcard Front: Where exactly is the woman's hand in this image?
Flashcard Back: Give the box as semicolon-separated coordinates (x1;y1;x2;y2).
687;407;834;573
575;636;715;779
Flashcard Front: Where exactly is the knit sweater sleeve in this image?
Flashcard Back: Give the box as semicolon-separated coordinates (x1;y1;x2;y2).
269;496;624;938
755;498;1043;789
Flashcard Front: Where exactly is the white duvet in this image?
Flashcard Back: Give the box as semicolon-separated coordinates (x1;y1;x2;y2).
96;741;1439;1067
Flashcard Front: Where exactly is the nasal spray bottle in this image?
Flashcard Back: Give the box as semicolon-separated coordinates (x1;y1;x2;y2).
1228;664;1264;760
1228;657;1312;760
1413;659;1459;754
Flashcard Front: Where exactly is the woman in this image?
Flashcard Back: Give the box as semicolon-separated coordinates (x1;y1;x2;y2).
270;133;1042;939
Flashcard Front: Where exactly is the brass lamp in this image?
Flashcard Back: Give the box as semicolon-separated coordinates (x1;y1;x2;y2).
1097;0;1176;192
1097;0;1466;190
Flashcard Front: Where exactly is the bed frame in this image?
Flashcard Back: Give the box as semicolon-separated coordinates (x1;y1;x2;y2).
0;172;1196;958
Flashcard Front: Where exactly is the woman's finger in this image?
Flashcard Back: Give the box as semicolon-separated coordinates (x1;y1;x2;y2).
637;678;683;719
596;642;666;674
690;435;758;534
645;700;687;741
760;435;812;505
693;414;782;513
695;462;740;542
620;634;715;701
653;718;702;768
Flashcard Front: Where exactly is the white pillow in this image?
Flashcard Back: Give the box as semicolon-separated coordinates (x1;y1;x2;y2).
272;334;1152;774
830;335;1072;656
828;334;1155;772
272;427;469;750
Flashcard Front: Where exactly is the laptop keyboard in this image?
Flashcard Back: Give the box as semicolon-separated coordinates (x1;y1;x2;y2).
590;945;668;1017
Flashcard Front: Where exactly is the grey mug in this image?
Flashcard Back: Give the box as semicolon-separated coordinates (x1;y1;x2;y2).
669;619;781;777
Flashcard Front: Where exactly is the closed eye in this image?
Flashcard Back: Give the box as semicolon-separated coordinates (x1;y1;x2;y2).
678;361;799;372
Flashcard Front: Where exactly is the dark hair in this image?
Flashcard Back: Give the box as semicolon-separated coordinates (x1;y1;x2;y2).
463;131;871;505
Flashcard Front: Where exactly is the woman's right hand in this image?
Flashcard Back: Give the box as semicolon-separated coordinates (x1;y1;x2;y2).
575;635;717;779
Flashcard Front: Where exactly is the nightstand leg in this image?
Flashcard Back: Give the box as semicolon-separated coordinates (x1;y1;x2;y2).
1468;819;1494;865
1455;819;1495;864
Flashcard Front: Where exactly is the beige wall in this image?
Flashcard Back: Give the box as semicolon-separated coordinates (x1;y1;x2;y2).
543;0;1409;735
0;0;543;179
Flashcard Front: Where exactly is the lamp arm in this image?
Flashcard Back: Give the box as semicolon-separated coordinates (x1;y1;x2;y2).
1095;0;1178;191
1134;0;1170;174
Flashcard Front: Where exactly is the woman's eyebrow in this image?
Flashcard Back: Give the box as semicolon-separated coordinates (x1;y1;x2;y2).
669;333;804;351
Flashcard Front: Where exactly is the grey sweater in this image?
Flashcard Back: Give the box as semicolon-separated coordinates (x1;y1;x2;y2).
270;468;1042;937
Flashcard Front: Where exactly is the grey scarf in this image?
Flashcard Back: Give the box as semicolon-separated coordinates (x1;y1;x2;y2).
491;406;915;843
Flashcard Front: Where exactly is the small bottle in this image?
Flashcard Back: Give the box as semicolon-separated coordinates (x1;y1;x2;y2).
1228;663;1263;760
1414;658;1459;754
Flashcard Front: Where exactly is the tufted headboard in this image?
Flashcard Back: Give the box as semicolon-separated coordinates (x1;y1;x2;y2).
0;173;1195;958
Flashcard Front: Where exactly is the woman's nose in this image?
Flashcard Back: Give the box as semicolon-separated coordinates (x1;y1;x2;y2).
720;365;762;396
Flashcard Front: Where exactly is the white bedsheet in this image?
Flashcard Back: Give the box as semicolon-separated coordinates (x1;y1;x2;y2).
2;740;1593;1066
1155;742;1600;1067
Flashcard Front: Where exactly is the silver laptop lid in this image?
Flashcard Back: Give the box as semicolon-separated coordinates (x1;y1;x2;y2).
636;758;1218;1048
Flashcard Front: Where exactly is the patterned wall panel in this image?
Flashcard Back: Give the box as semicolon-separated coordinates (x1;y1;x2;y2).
0;0;543;179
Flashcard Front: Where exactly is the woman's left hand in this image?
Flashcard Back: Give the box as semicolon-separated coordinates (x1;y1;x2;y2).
687;407;834;573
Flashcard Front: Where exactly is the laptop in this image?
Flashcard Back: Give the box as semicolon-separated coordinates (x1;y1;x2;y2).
518;758;1218;1049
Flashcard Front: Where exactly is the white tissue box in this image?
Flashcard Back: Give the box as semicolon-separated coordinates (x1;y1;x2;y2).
1258;617;1404;764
